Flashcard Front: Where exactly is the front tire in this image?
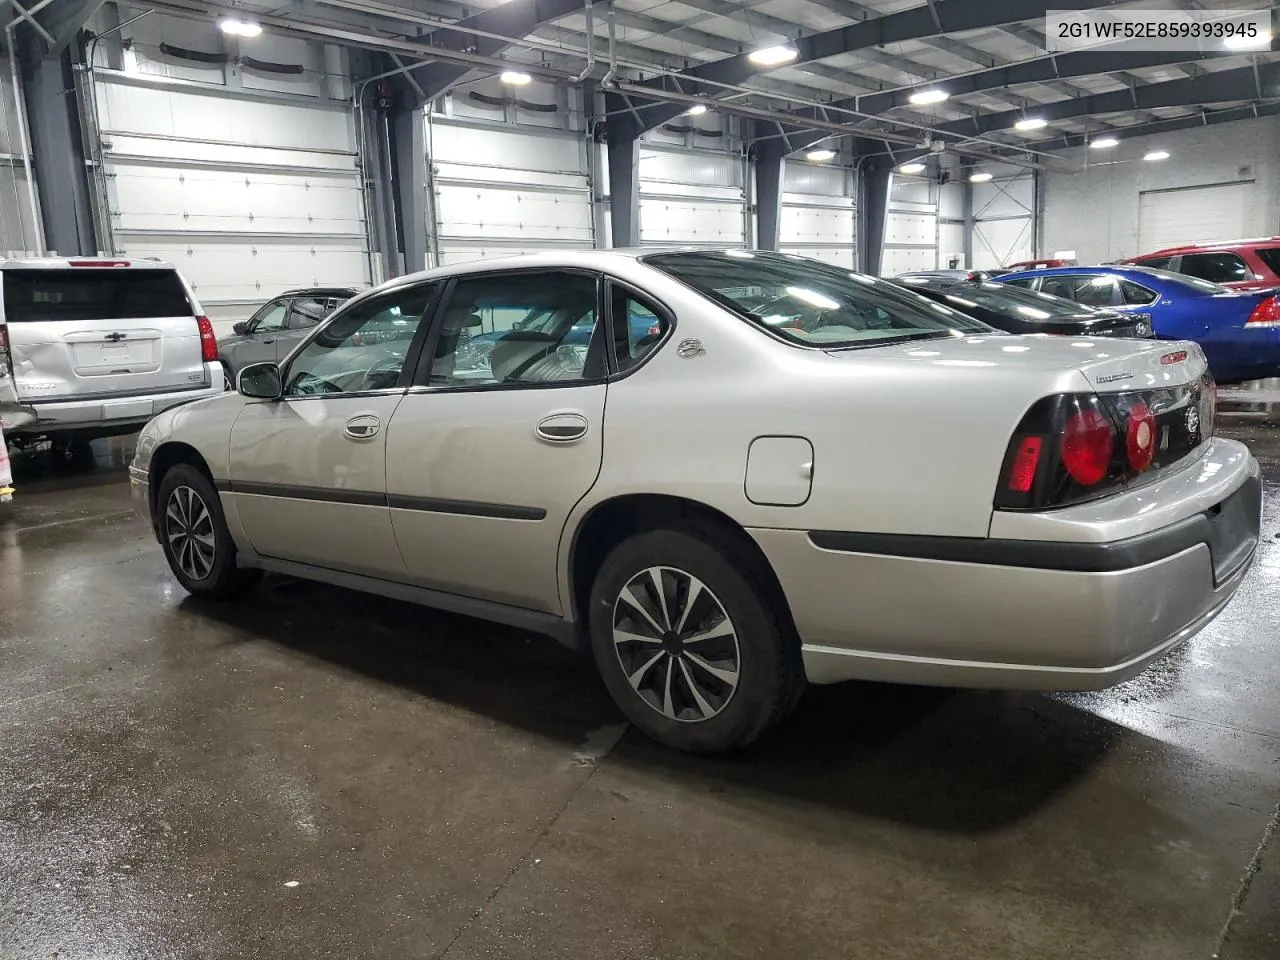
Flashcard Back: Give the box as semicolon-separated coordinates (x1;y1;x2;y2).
588;528;804;753
156;463;260;600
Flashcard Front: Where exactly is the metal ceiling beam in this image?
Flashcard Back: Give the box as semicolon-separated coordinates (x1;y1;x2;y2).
851;47;1240;116
1054;99;1280;149
625;0;1120;133
936;61;1280;138
402;0;604;103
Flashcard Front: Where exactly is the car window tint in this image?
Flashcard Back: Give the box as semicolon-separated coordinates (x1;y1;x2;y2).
252;301;288;332
1001;278;1036;290
429;272;601;387
1119;280;1158;306
288;297;329;328
931;281;1099;318
1135;256;1172;270
0;268;191;322
612;289;667;372
284;284;438;396
1256;248;1280;274
1178;252;1250;284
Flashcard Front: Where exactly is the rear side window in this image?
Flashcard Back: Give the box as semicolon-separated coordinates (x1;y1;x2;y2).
1255;248;1280;275
2;269;192;322
1119;280;1158;305
1134;256;1173;270
1179;252;1250;284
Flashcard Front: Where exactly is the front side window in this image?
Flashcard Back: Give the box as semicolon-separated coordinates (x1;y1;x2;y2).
285;284;438;396
251;301;289;333
287;297;330;328
1179;252;1250;284
645;252;991;349
1038;275;1119;307
429;272;601;387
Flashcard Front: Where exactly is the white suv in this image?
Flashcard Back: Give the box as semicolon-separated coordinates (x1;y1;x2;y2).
0;258;224;451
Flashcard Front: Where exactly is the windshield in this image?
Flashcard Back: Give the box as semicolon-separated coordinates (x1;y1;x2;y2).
910;280;1104;319
645;252;994;348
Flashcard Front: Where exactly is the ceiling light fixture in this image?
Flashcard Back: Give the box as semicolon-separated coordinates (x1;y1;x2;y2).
748;45;798;66
909;89;949;105
806;148;836;162
218;17;262;37
500;70;532;86
1014;117;1048;131
1089;136;1120;149
969;172;993;183
1224;30;1272;50
898;162;927;175
685;104;707;116
1144;149;1170;161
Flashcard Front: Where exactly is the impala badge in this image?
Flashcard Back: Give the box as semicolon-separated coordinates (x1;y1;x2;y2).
677;338;705;358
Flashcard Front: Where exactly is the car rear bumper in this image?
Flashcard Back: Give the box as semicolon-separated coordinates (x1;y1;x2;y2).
751;443;1261;690
4;365;225;434
129;464;153;532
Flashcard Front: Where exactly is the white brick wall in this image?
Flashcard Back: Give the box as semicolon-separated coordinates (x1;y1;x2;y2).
1040;116;1280;263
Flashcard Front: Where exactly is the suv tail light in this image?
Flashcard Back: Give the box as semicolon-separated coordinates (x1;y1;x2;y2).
196;315;219;363
1245;295;1280;327
996;375;1215;510
0;324;11;375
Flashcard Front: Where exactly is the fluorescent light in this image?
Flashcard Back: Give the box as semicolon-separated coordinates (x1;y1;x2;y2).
1225;30;1272;50
806;148;836;162
1144;149;1170;161
685;104;707;116
1089;136;1119;149
969;172;993;183
500;70;532;86
898;161;926;175
218;17;261;37
1014;117;1048;131
748;45;798;66
909;89;948;105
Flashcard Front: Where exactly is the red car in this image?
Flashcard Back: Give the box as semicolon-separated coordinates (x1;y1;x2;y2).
1122;238;1280;291
1003;257;1077;271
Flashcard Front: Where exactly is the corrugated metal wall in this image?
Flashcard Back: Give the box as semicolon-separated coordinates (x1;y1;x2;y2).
779;160;855;267
429;79;594;266
0;53;40;256
92;11;369;327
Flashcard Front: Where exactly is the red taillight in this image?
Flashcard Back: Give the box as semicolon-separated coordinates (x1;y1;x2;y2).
196;315;218;363
1246;295;1280;327
648;323;661;337
1125;401;1157;472
1061;408;1114;486
68;259;130;267
1007;436;1042;492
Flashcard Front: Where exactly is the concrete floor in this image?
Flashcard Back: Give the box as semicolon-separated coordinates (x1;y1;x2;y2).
1;411;1277;959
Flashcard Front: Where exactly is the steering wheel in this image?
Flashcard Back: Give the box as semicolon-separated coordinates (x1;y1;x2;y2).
361;354;405;391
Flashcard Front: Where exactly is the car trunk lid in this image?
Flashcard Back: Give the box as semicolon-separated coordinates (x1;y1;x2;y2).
1;265;208;402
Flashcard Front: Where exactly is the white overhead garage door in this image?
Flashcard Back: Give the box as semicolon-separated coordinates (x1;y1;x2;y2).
94;79;370;327
881;175;938;275
429;118;594;266
638;145;746;247
1138;181;1256;251
1;53;40;255
780;160;855;267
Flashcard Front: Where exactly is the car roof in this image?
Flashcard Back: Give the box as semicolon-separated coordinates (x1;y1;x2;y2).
1132;237;1280;258
0;256;178;270
278;286;361;298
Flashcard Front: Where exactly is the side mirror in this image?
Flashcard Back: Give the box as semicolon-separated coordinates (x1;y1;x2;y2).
237;362;282;400
232;321;249;336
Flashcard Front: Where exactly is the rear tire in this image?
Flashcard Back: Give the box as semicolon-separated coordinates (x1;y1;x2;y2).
588;527;804;753
156;463;260;600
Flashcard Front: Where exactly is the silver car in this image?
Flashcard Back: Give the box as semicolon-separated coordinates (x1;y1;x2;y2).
0;257;224;450
129;250;1261;753
218;287;357;387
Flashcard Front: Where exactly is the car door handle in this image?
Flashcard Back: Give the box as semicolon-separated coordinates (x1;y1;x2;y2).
536;413;588;443
262;337;276;344
344;415;380;440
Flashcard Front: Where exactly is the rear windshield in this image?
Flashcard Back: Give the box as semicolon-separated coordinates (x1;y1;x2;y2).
644;252;993;348
1131;267;1229;295
2;269;192;322
1256;247;1280;275
908;280;1101;319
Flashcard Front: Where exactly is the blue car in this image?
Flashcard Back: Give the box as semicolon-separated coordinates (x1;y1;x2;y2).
996;265;1280;384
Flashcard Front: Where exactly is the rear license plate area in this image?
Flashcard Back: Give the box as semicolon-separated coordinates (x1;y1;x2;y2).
1206;476;1262;585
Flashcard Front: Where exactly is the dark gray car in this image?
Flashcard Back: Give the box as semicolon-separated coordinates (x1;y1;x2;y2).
218;287;358;386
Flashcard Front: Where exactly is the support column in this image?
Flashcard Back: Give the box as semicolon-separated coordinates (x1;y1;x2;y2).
754;141;784;252
962;176;974;270
21;47;95;255
387;104;427;276
857;161;892;276
606;120;639;248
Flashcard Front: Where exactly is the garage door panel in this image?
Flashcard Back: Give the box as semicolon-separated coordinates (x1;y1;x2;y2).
129;240;368;303
886;213;937;246
1138;181;1255;252
781;206;854;245
780;246;855;268
436;184;592;241
637;145;746;246
105;133;356;173
639;198;745;245
881;247;939;274
433;162;585;192
432;123;583;174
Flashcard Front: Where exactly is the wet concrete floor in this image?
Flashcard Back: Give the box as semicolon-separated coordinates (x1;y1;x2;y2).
1;413;1277;959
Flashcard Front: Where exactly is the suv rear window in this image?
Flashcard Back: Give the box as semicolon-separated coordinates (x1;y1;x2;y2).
2;269;192;322
1256;247;1280;275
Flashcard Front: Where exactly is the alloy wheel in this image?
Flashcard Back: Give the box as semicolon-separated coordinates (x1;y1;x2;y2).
165;485;216;581
611;566;741;723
